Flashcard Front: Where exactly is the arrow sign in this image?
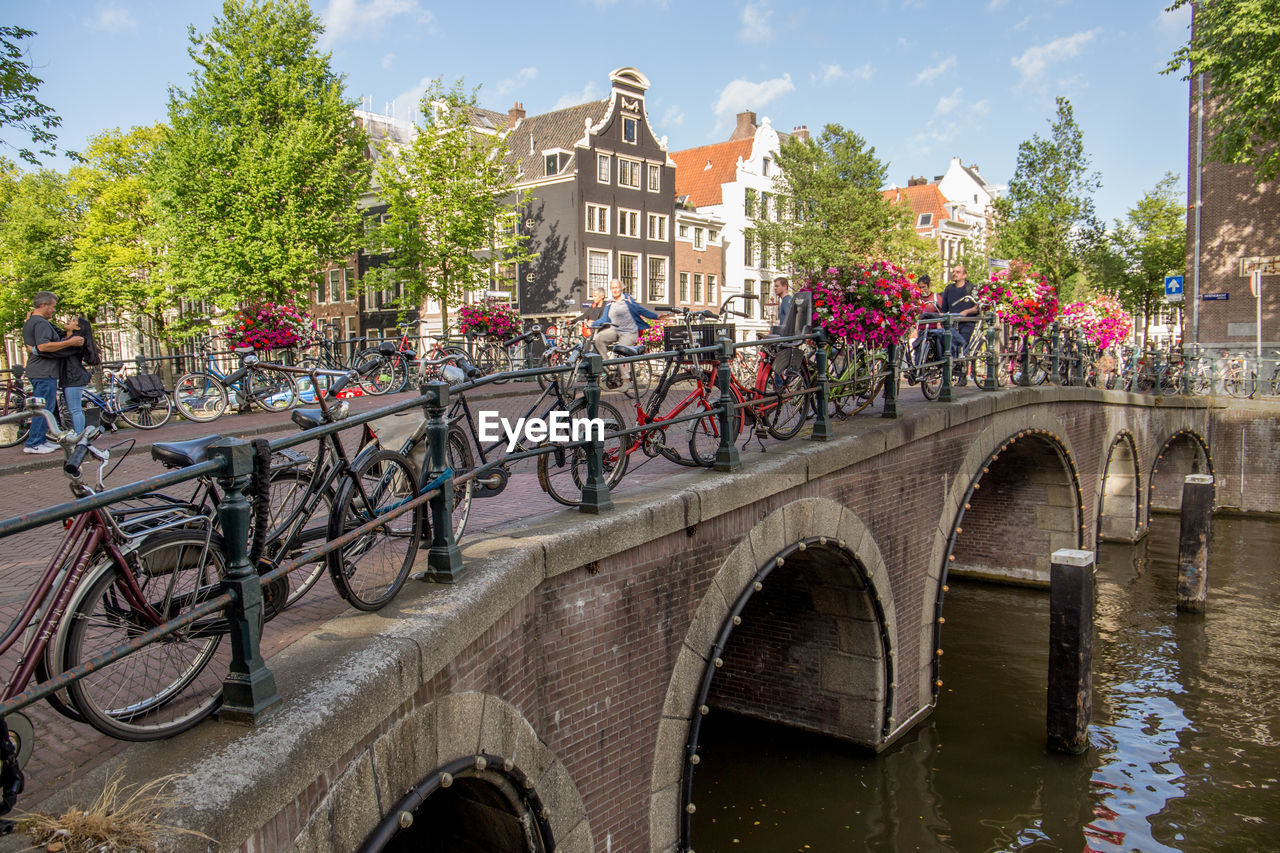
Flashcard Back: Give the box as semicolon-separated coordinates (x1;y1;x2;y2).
1164;275;1184;302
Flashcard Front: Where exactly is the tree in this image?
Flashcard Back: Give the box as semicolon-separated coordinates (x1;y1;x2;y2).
1165;0;1280;183
991;97;1101;302
0;165;78;337
0;26;64;165
754;124;924;275
364;78;535;331
65;125;177;346
156;0;370;310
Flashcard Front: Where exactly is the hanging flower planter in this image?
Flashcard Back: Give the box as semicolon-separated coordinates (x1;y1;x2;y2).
1061;294;1133;350
457;299;521;340
978;266;1059;338
224;301;318;351
801;261;928;349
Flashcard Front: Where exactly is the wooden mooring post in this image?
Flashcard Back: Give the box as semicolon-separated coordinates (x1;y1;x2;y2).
1177;474;1215;613
1047;548;1095;755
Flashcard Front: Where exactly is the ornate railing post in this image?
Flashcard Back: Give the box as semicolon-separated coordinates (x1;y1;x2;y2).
418;381;466;582
1153;349;1165;398
940;315;955;403
810;329;833;441
579;353;614;513
984;322;999;391
208;437;280;724
714;337;741;472
882;341;900;418
1072;331;1086;386
1019;335;1031;386
1049;324;1062;385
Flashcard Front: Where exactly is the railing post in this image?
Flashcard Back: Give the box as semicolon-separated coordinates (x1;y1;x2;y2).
1072;331;1086;386
940;315;954;403
1153;349;1165;398
417;381;466;582
1047;548;1095;754
208;437;280;724
1049;324;1062;385
984;322;999;391
882;341;900;418
1019;335;1031;386
579;353;614;513
810;329;833;441
714;337;742;471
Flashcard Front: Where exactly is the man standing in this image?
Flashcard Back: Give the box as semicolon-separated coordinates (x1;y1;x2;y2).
21;291;83;453
773;276;794;333
940;265;980;356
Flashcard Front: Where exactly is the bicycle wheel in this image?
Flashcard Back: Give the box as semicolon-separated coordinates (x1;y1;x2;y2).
63;531;228;741
327;449;421;611
651;371;716;467
920;365;943;400
116;387;173;430
354;351;397;395
266;467;332;609
768;367;812;440
247;366;297;412
537;399;628;506
688;382;747;467
475;342;512;379
445;425;474;541
1028;340;1051;386
969;339;1002;389
533;349;565;391
826;346;854;414
172;372;229;422
0;383;29;447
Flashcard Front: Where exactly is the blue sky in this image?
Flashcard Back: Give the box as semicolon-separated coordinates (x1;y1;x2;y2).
8;0;1192;225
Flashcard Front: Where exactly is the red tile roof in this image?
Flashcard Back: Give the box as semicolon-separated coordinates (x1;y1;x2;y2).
881;182;950;234
670;139;754;207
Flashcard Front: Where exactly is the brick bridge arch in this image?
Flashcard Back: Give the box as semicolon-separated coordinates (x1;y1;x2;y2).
1097;430;1144;543
1148;428;1214;516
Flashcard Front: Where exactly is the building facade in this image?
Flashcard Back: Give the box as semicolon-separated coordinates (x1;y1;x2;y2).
672;205;725;313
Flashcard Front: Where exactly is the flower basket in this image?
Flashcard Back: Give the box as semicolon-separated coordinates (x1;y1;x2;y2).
800;262;928;349
1061;294;1132;350
224;302;318;351
978;266;1059;338
457;299;521;340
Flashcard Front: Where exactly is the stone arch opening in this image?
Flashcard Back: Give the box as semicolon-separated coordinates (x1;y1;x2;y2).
361;756;553;853
1147;429;1213;514
1098;431;1143;543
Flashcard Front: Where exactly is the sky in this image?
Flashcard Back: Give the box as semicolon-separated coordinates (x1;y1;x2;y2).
6;0;1193;225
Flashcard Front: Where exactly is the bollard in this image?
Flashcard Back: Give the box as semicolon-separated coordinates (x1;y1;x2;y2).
1047;548;1095;754
713;338;742;472
940;316;954;403
579;353;614;512
209;437;281;724
418;381;466;581
984;324;999;391
810;329;833;441
1177;474;1214;612
882;341;900;418
1049;325;1061;385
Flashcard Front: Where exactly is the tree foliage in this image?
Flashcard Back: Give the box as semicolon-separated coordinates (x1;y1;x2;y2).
991;97;1101;301
365;78;535;329
0;164;78;335
156;0;370;309
0;26;64;166
754;124;926;275
1165;0;1280;183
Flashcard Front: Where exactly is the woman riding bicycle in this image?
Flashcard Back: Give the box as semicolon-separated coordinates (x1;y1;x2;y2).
592;278;659;358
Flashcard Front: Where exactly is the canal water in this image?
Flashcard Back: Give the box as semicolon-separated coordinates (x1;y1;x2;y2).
692;515;1280;852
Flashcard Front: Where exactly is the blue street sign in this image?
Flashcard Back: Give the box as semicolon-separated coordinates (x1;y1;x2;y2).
1202;292;1229;301
1164;275;1184;301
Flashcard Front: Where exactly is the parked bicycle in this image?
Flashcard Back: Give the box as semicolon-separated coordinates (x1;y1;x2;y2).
58;361;173;431
172;345;299;422
0;366;28;448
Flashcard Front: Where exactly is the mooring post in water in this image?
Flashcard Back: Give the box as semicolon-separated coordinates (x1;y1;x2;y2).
1048;548;1095;755
1177;474;1215;613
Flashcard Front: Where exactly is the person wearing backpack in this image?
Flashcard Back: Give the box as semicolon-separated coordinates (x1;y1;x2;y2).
58;315;98;433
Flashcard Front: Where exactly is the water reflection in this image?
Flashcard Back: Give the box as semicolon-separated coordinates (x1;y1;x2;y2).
692;516;1280;852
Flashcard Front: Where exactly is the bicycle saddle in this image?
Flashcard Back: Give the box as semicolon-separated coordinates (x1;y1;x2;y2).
611;345;644;357
291;405;348;429
234;346;255;357
151;434;223;469
377;341;398;356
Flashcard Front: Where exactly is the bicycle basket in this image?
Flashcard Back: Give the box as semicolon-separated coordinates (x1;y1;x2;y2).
125;372;167;400
692;323;734;348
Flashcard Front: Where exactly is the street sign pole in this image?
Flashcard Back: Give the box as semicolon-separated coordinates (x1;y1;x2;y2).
1252;270;1263;365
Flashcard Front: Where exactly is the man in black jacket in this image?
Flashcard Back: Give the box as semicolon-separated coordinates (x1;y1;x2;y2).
21;291;83;453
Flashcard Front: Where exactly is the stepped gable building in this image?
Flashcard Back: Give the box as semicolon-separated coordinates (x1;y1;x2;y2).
504;67;677;316
670;112;795;337
882;157;998;278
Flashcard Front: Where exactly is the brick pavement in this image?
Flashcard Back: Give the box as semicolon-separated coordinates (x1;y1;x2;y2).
0;376;973;801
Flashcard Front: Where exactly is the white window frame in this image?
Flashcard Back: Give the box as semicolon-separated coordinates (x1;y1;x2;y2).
618;252;640;295
617;157;641;189
622;116;638;144
706;274;717;307
678;223;689;238
647;255;668;303
693;273;703;304
618;207;641;238
588;249;611;293
597;153;611;184
646;213;668;242
918;212;933;227
693;227;705;251
586;203;610;234
647;163;661;193
679;271;689;302
545;153;559;176
707;229;718;243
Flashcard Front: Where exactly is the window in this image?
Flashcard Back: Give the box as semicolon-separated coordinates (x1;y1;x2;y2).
618;158;641;188
623;116;638;144
647;213;668;241
545;154;559;176
597;153;611;184
588;250;610;293
744;188;757;217
707;274;718;306
707;229;718;243
586;203;610;234
693;227;704;250
618;208;640;238
344;268;354;302
345;315;357;342
918;212;933;227
678;224;689;238
693;273;703;304
744;230;755;266
647;163;661;192
315;280;327;305
618;253;639;294
762;157;771;176
760;192;772;222
329;269;342;303
679;272;689;302
647;256;668;302
758;235;771;269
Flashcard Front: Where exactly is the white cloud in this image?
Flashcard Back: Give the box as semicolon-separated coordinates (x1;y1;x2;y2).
1013;15;1032;32
713;74;795;124
1157;3;1191;37
1011;29;1100;90
972;99;991;118
811;62;873;86
320;0;436;46
662;105;686;127
381;53;396;69
908;120;959;156
740;1;773;43
987;0;1008;9
390;76;433;120
85;3;137;32
935;87;963;115
494;67;538;98
553;80;603;110
914;56;956;86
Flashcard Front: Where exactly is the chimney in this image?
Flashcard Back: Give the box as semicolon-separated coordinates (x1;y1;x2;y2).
508;101;526;128
730;110;757;141
792;125;810;142
907;176;927;187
